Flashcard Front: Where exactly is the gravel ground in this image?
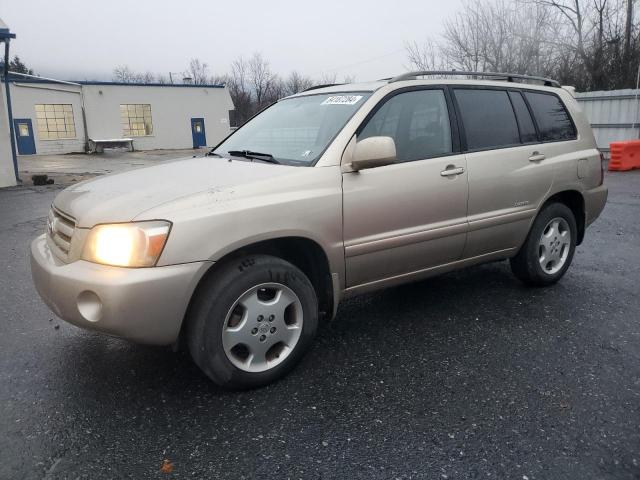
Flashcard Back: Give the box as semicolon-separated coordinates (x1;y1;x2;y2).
0;169;638;479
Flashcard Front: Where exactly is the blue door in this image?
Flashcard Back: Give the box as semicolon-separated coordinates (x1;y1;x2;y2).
191;118;207;148
14;119;36;155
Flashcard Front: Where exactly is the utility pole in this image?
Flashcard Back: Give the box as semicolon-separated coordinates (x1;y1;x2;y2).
0;18;19;183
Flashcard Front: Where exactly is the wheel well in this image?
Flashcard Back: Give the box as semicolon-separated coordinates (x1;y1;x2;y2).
544;190;585;245
188;237;334;323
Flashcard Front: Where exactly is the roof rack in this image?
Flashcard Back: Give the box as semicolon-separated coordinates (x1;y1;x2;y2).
301;83;342;92
389;70;561;88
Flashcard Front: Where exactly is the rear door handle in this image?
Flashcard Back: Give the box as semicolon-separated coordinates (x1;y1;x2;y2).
440;166;465;177
529;152;546;162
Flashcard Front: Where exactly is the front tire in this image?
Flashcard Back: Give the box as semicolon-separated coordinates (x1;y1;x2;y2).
510;202;577;286
186;255;318;389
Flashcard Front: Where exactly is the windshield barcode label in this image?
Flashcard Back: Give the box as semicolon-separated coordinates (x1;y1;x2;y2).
321;95;363;105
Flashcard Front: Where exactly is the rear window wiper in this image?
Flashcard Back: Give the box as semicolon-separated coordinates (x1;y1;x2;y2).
227;150;280;164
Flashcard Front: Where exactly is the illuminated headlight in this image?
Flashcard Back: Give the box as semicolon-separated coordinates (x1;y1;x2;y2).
81;221;171;267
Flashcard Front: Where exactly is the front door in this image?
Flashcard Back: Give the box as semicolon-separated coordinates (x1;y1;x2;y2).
342;88;468;290
14;119;36;155
191;118;207;148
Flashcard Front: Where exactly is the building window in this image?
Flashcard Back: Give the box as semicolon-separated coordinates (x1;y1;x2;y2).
35;104;76;140
18;123;30;137
120;104;153;137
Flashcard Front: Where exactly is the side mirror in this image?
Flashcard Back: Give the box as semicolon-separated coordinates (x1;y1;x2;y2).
350;136;396;171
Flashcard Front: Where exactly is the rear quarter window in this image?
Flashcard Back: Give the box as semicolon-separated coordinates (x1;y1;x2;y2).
524;91;576;142
508;91;538;143
454;89;520;150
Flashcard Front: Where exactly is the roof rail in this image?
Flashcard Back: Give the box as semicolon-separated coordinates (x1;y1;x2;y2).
389;71;561;88
301;83;342;92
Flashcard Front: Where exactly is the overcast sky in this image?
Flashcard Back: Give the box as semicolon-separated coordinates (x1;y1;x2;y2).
1;0;462;82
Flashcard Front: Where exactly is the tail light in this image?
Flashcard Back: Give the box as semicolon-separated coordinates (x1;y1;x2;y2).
598;151;605;186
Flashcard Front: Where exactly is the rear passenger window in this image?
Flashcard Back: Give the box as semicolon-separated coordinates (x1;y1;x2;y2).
454;89;520;150
508;91;538;143
359;89;452;162
524;92;576;141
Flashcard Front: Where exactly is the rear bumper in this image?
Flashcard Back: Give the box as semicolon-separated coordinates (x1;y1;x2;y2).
30;234;210;345
585;184;608;227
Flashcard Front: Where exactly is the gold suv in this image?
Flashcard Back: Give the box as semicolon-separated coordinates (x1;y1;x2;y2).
31;71;608;388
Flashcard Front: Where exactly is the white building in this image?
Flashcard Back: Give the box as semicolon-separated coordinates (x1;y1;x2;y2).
0;77;234;187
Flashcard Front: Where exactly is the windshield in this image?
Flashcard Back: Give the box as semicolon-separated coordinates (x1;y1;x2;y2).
213;92;372;165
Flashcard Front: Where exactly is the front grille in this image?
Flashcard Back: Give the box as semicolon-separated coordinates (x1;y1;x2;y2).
47;206;76;260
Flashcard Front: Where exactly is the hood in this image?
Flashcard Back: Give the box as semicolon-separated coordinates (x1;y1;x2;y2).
54;156;302;227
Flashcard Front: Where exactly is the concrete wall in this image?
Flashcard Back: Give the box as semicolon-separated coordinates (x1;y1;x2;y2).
0;83;16;187
575;89;640;152
9;81;86;155
81;84;233;150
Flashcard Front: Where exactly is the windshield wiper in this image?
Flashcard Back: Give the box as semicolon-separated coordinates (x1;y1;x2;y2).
227;150;280;164
207;151;224;158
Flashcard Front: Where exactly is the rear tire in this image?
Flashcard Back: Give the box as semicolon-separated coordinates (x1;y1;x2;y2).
186;255;318;389
510;202;577;286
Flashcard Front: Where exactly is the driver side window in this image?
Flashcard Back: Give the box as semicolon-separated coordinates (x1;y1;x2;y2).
359;89;452;162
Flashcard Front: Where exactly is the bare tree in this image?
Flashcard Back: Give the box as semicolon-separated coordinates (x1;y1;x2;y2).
440;1;489;71
139;71;156;83
526;0;639;88
625;0;634;58
266;76;287;103
248;53;277;109
113;65;138;83
317;72;338;85
227;56;252;125
112;65;156;83
405;0;640;90
185;58;210;85
527;0;587;60
439;0;564;73
405;39;443;70
285;71;314;95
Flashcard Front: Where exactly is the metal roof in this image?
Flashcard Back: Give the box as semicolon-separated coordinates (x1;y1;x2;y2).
1;76;225;88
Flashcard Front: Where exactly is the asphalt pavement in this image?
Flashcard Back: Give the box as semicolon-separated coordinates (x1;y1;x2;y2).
0;170;639;479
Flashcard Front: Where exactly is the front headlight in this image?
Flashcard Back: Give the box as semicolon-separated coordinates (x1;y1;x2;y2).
82;221;171;267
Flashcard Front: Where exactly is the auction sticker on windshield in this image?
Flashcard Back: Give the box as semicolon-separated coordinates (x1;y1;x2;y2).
321;95;363;105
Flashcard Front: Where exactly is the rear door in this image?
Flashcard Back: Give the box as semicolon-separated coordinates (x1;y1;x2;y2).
452;87;558;258
342;87;468;289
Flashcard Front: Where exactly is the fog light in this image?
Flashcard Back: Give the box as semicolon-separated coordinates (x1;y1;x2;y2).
77;290;102;323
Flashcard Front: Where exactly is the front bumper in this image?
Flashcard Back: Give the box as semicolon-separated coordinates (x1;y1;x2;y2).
30;234;210;345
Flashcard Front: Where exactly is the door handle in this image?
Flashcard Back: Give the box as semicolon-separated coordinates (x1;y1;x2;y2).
440;166;465;177
529;151;546;162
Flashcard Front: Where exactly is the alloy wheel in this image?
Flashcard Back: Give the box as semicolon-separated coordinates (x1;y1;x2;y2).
221;283;304;373
538;217;571;275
